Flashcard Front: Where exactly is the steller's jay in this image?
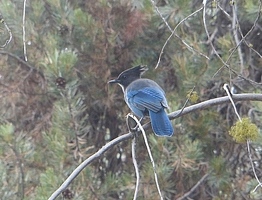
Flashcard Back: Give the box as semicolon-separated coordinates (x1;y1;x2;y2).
109;65;174;137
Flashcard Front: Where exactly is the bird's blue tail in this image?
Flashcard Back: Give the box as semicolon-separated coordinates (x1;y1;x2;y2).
149;109;174;137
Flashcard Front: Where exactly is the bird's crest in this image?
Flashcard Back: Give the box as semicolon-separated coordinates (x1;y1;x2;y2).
121;65;148;77
109;65;149;90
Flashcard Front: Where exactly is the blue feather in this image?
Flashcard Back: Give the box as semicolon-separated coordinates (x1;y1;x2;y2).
126;87;164;114
149;109;173;137
125;84;174;137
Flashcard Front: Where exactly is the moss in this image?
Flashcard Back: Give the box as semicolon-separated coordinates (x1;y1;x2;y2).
229;118;258;143
186;91;199;103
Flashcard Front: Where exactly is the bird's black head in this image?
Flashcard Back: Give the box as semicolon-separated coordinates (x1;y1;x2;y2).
109;65;148;89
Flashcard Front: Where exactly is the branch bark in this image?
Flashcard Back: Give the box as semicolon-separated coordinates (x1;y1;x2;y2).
48;93;262;199
169;93;262;120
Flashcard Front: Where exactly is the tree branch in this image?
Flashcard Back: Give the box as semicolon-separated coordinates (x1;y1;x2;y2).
48;93;262;199
176;173;209;200
0;50;45;80
169;93;262;120
48;132;133;200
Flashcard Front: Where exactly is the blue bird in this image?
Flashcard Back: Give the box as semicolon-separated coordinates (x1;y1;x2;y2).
109;65;174;137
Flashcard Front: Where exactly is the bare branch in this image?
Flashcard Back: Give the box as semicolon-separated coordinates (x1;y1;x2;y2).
223;84;241;121
127;114;163;200
169;93;262;120
126;115;140;200
48;132;133;200
155;6;209;69
150;0;208;63
247;140;262;192
232;0;262;59
23;0;28;61
48;93;262;199
132;136;139;200
232;3;244;74
0;50;45;80
9;144;25;199
176;173;209;200
61;90;81;160
202;0;229;68
214;0;262;77
0;13;12;47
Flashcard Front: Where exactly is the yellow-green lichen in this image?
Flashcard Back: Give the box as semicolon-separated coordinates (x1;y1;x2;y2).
229;118;258;143
186;91;199;103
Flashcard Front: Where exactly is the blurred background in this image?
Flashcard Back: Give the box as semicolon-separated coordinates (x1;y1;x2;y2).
0;0;262;199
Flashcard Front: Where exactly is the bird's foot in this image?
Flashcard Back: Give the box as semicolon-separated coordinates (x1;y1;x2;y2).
126;113;143;137
131;124;140;132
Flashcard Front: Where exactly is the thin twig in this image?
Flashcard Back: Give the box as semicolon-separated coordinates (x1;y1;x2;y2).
213;0;262;76
127;114;163;200
150;0;209;64
9;144;25;199
126;114;140;200
175;86;196;117
155;6;209;69
176;173;209;200
217;4;232;19
62;90;81;160
233;0;262;59
202;0;242;82
22;0;28;61
247;140;262;192
223;84;241;121
202;0;229;68
0;50;45;79
232;3;244;74
0;13;12;47
132;136;139;200
149;0;172;31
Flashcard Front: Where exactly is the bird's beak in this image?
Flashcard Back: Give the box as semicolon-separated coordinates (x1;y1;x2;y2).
108;79;119;84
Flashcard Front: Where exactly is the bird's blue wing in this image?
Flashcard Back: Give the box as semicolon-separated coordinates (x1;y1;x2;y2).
126;87;167;113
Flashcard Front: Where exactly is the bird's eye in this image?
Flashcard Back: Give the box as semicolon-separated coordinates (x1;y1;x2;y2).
122;75;127;79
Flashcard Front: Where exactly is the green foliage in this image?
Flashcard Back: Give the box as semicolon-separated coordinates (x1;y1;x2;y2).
229;117;259;143
0;0;262;199
36;168;63;199
243;0;261;22
171;136;204;172
245;179;262;200
42;48;77;77
209;156;230;188
0;123;14;143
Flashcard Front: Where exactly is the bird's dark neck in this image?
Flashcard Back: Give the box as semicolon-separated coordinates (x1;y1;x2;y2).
121;78;140;90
